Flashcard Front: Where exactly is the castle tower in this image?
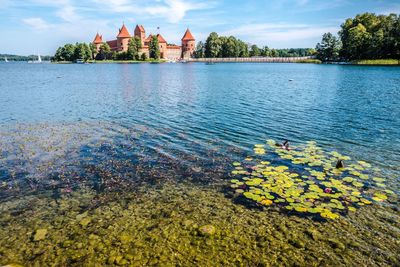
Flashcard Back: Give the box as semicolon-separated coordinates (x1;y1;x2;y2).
93;33;103;52
157;34;168;59
117;23;131;52
134;25;146;46
181;29;195;59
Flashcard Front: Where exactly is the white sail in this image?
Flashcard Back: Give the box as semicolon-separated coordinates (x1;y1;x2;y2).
4;57;8;62
38;54;42;62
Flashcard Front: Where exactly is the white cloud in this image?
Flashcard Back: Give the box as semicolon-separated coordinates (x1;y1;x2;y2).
144;0;210;23
91;0;214;23
22;17;52;30
223;23;339;47
56;5;80;22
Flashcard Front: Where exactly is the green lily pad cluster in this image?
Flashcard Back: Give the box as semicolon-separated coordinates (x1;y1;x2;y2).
230;139;395;219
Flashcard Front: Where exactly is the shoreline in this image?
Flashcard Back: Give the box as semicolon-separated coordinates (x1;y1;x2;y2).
351;59;400;65
48;58;400;65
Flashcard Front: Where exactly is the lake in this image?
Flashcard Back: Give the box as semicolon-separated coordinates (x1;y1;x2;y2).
0;62;399;266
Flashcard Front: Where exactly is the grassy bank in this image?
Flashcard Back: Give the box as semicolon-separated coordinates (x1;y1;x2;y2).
352;59;400;65
295;59;322;64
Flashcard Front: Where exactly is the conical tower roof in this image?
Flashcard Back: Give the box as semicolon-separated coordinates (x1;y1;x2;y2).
93;33;103;44
117;24;131;38
181;28;195;41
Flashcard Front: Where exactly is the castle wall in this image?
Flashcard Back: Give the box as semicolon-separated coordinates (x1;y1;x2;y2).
94;25;195;60
159;42;168;59
139;47;150;58
166;47;182;60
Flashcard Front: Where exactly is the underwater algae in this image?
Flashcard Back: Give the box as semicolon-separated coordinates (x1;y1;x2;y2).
0;126;399;266
0;180;399;267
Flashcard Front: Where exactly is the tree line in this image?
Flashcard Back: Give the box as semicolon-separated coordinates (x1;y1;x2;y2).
53;35;162;62
316;13;400;61
1;54;52;61
194;32;316;58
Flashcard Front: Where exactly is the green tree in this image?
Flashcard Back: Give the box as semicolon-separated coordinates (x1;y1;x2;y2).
338;12;400;60
74;43;91;61
392;15;400;59
261;46;271;57
205;32;222;58
221;36;240;57
270;49;278;57
316;32;341;61
127;36;142;60
116;51;128;60
347;23;370;60
89;43;97;60
61;44;76;61
249;45;261;57
111;51;117;60
141;52;147;61
54;47;64;61
238;40;249;57
149;35;160;59
194;41;205;58
99;43;111;60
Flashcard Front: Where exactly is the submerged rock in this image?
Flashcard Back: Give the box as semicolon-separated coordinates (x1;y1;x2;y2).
79;218;91;227
33;228;47;241
198;225;216;236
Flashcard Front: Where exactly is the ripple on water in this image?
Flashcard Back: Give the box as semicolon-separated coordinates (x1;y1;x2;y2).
0;63;399;265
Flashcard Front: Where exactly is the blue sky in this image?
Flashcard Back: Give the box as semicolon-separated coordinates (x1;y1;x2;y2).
0;0;399;55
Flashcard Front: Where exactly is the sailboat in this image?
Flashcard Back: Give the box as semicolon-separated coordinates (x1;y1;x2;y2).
28;54;43;64
4;57;8;62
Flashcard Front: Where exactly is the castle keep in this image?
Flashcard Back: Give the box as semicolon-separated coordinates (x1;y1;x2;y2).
93;24;196;60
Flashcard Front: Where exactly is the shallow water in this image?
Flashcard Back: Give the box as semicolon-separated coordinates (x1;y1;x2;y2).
0;62;399;266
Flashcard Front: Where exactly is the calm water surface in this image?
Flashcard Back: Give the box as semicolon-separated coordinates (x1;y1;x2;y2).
1;63;399;188
0;62;399;266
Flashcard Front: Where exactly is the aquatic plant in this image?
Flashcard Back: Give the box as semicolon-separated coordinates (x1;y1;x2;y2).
230;139;395;220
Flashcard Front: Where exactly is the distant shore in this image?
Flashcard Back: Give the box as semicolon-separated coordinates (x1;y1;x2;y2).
48;58;400;65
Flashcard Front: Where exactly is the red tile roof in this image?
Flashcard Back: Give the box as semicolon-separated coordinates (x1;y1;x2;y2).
157;34;167;43
144;34;152;43
93;33;103;44
117;24;131;38
144;34;167;43
181;29;195;41
138;25;145;32
107;40;118;50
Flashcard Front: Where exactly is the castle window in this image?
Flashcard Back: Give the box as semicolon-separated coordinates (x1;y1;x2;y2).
186;44;188;47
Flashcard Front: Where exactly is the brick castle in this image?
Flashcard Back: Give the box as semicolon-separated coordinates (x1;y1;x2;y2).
93;24;195;60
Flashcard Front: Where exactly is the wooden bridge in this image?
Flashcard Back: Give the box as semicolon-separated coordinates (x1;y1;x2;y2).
188;56;314;63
